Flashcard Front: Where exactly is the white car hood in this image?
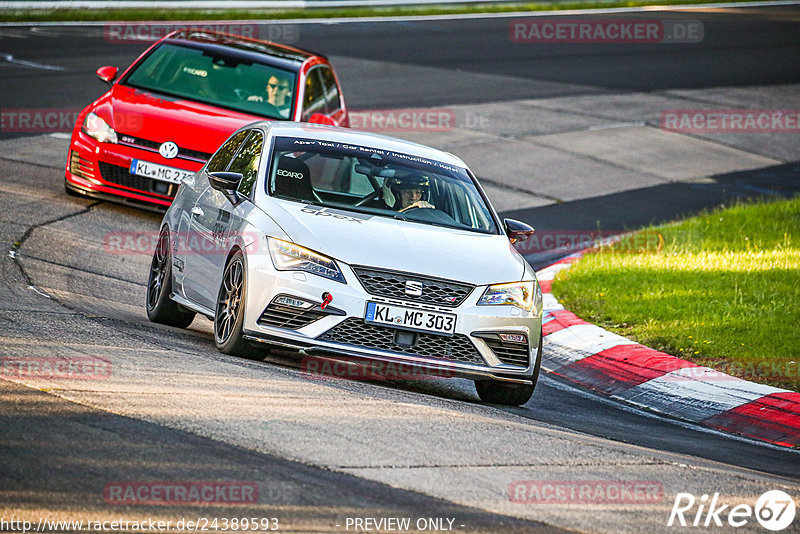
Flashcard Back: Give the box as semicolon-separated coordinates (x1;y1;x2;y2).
266;201;527;286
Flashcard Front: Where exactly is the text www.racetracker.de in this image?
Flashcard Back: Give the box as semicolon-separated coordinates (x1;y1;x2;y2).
0;517;281;532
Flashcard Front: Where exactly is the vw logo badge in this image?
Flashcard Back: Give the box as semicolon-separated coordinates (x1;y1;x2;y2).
405;280;423;297
159;141;179;159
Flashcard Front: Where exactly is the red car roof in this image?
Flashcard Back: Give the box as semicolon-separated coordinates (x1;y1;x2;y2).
166;29;327;64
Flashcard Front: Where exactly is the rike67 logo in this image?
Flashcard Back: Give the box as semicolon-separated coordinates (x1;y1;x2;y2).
668;490;796;531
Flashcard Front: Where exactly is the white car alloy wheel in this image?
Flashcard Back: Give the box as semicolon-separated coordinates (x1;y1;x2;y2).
214;251;257;357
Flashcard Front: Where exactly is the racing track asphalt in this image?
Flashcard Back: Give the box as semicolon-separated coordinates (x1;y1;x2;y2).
1;6;800;533
1;161;798;531
2;134;798;533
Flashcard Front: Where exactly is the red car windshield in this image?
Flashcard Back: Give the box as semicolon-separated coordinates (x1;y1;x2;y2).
123;43;296;120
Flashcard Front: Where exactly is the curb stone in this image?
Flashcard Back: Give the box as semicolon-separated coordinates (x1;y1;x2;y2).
535;252;800;449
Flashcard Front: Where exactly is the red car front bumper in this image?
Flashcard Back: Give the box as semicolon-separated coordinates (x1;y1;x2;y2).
65;130;205;210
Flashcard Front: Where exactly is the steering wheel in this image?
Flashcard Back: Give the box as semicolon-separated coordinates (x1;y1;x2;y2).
400;206;457;225
398;205;431;214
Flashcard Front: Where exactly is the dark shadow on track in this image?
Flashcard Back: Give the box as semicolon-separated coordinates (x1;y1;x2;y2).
0;380;563;533
502;161;800;270
259;348;800;481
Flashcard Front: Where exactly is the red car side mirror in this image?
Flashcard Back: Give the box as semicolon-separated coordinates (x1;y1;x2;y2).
96;66;118;85
308;113;336;126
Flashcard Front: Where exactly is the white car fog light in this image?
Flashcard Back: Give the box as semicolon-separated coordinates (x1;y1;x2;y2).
498;333;528;344
273;295;314;309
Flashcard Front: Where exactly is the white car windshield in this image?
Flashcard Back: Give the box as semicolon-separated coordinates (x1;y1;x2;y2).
266;137;499;234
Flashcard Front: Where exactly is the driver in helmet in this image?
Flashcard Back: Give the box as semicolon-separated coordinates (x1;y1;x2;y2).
382;174;435;212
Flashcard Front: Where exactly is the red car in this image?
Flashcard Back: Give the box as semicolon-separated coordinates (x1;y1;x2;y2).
65;29;348;210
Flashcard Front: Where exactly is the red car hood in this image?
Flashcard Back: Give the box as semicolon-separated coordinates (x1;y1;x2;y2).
104;85;264;153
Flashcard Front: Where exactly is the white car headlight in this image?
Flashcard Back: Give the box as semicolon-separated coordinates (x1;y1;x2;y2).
268;237;345;284
477;281;535;311
82;112;118;143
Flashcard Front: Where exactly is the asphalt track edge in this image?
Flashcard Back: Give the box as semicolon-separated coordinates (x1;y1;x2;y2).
534;251;800;450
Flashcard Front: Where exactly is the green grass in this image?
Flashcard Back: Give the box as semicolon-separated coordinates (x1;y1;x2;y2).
0;0;769;22
551;196;800;392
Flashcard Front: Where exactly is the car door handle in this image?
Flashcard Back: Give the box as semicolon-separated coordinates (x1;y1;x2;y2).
191;207;204;216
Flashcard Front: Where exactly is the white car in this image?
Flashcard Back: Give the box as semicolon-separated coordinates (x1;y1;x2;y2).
146;122;543;405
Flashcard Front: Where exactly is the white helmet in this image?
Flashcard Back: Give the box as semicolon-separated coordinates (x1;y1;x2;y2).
382;174;430;208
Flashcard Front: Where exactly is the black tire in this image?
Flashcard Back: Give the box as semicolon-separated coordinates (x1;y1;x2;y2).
146;228;196;328
475;332;543;406
214;250;258;357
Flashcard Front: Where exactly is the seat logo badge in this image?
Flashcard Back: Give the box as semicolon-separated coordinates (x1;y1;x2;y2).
159;141;179;159
405;280;423;297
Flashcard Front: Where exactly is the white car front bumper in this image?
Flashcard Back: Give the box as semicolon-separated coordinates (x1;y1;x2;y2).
241;247;543;384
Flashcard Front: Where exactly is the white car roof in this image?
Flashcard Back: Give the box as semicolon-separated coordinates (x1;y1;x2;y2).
255;121;469;169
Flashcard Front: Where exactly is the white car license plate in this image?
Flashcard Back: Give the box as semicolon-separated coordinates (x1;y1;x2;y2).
130;159;193;184
365;301;456;336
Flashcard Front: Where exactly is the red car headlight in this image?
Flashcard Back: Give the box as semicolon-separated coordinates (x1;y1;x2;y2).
82;112;118;144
